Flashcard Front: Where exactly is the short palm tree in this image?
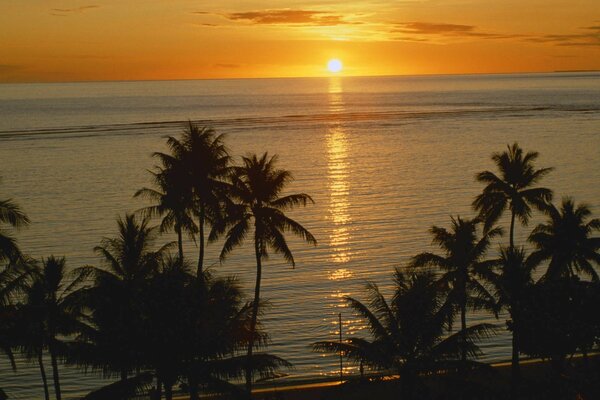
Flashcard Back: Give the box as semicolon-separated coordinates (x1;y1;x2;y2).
487;246;535;386
17;256;86;400
155;122;231;276
0;183;30;263
73;214;171;380
473;143;553;248
410;217;501;365
314;269;494;399
139;257;289;400
217;153;316;393
135;162;197;261
529;198;600;281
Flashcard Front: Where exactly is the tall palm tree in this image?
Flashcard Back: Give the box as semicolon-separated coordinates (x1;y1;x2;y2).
17;256;86;400
73;214;171;381
135;162;197;261
154;122;231;276
473;143;553;248
314;269;494;399
487;246;535;388
0;181;30;263
529;198;600;281
410;217;501;365
218;153;316;393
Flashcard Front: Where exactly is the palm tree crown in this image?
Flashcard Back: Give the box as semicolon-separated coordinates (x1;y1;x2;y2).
0;182;30;263
529;198;600;281
473;142;552;248
135;162;197;261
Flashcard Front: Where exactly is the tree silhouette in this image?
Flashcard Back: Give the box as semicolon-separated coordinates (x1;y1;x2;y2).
529;198;600;281
72;214;171;381
135;161;197;261
16;256;87;400
217;153;316;393
154;122;231;276
0;180;30;263
487;246;535;390
410;217;501;365
473;143;552;248
314;269;494;399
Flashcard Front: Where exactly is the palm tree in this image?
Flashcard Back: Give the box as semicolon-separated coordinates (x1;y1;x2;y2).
487;246;535;388
313;269;494;399
473;143;553;248
139;257;288;400
73;214;171;381
409;217;501;365
0;181;30;263
17;256;87;400
529;198;600;281
135;162;197;261
154;122;231;276
218;153;316;393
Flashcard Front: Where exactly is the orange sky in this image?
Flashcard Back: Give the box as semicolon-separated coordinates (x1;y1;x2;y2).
1;1;599;82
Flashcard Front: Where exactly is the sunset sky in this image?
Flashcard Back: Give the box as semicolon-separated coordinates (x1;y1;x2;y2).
1;0;599;82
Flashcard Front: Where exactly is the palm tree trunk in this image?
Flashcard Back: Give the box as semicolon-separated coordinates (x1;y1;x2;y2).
460;299;467;364
37;350;50;400
246;236;263;394
157;377;163;400
511;330;520;383
177;224;184;262
49;347;61;400
509;210;516;249
188;374;199;400
164;383;173;400
197;204;205;277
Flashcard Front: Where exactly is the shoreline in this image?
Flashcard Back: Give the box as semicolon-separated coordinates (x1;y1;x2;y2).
170;354;598;399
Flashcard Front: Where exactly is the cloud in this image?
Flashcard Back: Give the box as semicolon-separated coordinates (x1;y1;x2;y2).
524;26;600;47
51;5;99;16
393;21;525;40
195;9;359;26
395;22;476;35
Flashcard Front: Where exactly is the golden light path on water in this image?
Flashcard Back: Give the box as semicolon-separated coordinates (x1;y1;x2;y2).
323;78;366;377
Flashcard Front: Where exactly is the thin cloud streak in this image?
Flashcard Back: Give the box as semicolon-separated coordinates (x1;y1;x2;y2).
194;9;361;27
51;5;99;16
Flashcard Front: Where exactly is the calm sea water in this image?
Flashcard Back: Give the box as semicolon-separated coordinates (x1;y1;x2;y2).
1;73;599;399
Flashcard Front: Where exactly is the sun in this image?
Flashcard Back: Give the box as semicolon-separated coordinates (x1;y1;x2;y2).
327;59;343;73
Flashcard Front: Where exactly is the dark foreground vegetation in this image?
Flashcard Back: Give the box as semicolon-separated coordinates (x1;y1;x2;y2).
1;124;599;400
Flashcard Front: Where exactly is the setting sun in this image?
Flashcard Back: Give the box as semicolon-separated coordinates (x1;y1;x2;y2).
327;59;343;73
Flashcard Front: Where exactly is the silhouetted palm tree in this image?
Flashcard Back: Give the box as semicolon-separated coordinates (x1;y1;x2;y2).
473;143;552;248
410;217;501;365
73;214;171;380
0;182;29;263
155;122;231;276
17;256;86;400
135;162;197;261
487;246;535;388
529;198;600;281
218;153;316;393
314;269;494;399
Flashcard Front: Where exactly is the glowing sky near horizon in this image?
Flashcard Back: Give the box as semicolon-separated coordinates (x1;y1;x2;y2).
0;1;599;82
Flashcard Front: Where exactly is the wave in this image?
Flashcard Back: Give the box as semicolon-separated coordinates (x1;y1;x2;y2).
1;104;598;141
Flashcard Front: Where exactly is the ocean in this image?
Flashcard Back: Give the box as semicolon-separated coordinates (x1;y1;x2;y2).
1;72;599;398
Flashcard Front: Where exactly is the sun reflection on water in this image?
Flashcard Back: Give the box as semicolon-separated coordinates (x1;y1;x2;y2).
327;77;352;265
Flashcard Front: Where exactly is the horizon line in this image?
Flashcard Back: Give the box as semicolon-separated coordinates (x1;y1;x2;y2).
1;69;599;86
